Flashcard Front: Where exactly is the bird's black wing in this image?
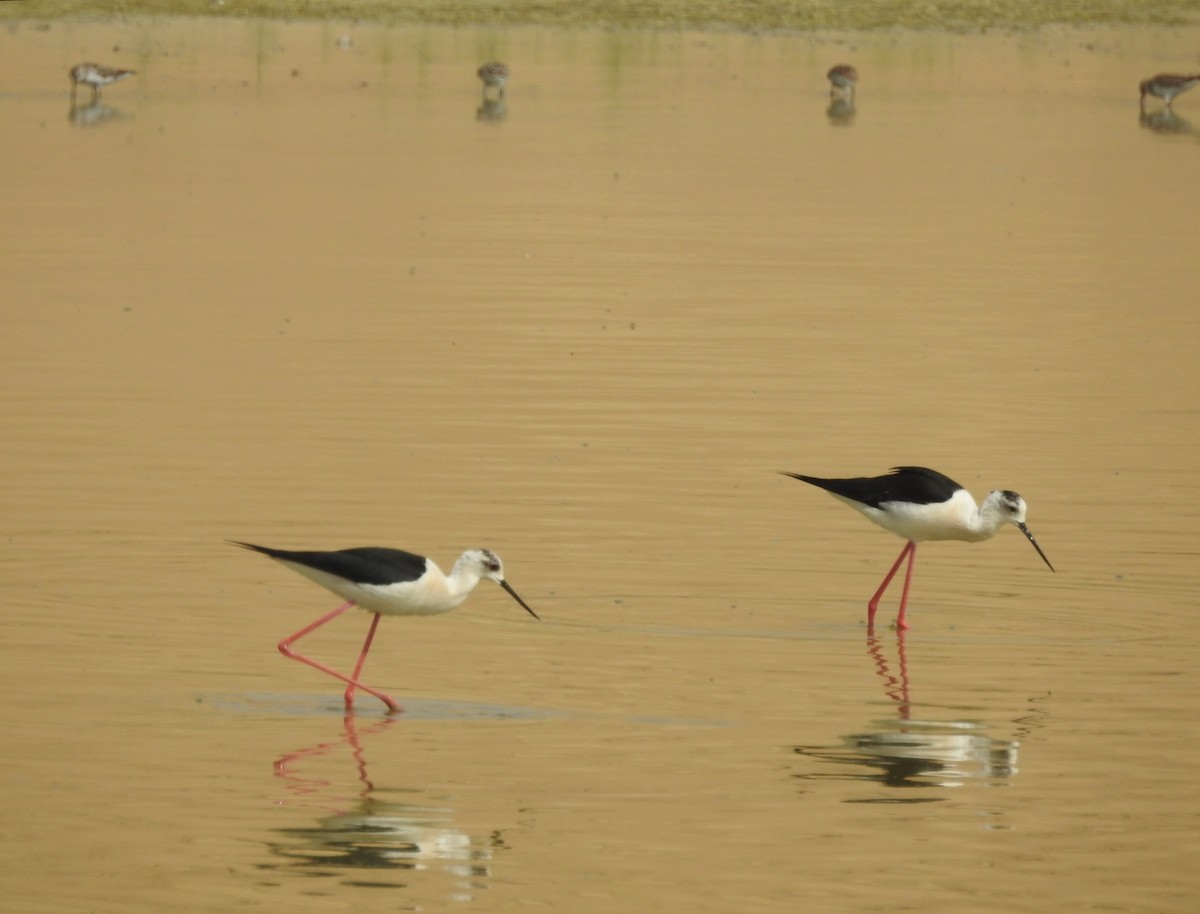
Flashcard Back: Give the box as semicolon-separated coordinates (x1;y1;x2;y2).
782;466;963;508
231;542;428;585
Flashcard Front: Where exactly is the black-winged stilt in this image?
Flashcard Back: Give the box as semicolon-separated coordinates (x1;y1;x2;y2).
232;542;539;713
782;467;1053;631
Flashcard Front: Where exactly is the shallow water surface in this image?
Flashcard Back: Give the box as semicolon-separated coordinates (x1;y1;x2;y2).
2;16;1200;914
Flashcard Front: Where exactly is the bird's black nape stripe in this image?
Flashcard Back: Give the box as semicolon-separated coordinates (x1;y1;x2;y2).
782;466;963;508
230;541;428;586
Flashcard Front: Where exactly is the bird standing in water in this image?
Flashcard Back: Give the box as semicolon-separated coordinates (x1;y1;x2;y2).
826;64;858;100
233;541;539;713
477;61;510;99
783;467;1053;631
1139;73;1200;110
69;62;136;103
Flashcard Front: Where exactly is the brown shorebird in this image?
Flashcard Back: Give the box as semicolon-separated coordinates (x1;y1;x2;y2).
826;64;858;100
69;62;136;103
477;61;510;99
1139;73;1200;110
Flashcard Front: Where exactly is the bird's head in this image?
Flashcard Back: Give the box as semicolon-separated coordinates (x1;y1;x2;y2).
458;549;540;620
983;490;1054;572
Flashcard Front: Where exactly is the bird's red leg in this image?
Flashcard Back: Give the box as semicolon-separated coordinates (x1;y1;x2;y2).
277;601;401;714
868;541;915;632
343;612;385;710
895;545;916;631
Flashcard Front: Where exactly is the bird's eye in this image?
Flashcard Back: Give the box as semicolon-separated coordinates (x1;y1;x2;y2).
999;490;1021;511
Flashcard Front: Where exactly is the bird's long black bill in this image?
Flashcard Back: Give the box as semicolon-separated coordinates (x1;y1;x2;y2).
501;579;540;620
1018;523;1055;572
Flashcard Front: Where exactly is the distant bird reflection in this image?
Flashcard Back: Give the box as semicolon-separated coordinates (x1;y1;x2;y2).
792;630;1049;793
1139;107;1193;135
476;97;508;122
68;101;126;128
826;97;856;124
262;713;498;898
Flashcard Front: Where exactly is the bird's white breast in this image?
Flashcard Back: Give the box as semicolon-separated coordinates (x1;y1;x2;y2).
835;489;984;542
275;559;465;616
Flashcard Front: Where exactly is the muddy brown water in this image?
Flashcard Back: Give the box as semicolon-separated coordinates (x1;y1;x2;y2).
3;16;1199;914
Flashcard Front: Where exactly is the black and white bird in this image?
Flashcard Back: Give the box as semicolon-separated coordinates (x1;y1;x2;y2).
233;542;538;713
782;467;1053;631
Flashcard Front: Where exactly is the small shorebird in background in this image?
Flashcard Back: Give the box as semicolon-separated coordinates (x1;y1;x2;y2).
69;62;136;103
477;61;510;99
826;64;858;100
1139;73;1200;110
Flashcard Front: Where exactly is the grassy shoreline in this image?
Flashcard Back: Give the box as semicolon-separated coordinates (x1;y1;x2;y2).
3;0;1199;31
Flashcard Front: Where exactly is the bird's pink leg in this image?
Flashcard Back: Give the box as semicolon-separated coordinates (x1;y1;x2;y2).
868;541;916;632
343;612;385;710
277;601;401;714
895;545;915;631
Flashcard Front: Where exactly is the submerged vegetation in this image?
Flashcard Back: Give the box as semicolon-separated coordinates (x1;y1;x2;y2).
2;0;1199;30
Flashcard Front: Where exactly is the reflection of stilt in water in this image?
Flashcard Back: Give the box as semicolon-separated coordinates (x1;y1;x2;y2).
1008;691;1051;743
273;712;397;809
263;713;498;898
866;629;910;719
344;711;381;791
792;630;1050;792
